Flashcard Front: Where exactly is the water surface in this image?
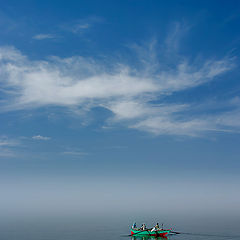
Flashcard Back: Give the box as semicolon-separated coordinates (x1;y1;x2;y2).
0;215;239;240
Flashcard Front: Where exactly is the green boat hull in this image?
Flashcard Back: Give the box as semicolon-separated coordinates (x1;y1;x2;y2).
131;229;170;237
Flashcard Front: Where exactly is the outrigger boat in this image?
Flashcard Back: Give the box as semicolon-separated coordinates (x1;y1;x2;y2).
131;228;171;237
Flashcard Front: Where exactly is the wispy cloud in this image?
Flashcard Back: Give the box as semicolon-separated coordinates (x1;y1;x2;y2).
62;151;88;156
0;136;19;157
165;21;191;52
0;137;19;146
62;16;103;34
0;23;238;137
32;34;57;40
32;135;51;141
104;145;128;150
0;149;16;157
71;23;91;33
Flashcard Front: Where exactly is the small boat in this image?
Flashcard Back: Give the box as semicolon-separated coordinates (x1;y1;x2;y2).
131;236;168;240
131;228;171;237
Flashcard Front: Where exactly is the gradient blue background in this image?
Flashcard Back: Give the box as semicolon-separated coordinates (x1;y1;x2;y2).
0;1;240;237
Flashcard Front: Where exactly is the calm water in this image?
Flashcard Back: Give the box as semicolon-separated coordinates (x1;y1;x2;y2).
0;216;239;240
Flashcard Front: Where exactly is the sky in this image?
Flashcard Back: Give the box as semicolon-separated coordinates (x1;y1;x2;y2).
0;0;240;227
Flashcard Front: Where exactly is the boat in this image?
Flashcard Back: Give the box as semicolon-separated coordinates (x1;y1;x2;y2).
131;228;171;237
132;236;168;240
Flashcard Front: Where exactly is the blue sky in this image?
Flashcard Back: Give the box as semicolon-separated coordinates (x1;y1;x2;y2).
0;0;240;222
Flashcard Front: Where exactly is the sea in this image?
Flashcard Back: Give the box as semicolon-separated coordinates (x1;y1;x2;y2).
0;215;239;240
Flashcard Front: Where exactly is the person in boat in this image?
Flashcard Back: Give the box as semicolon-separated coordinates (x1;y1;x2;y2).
140;223;146;230
151;226;156;232
151;223;160;232
132;222;137;229
155;223;160;229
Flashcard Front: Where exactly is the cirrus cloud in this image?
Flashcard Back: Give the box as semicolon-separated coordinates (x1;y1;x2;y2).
0;136;20;157
32;135;51;141
0;35;237;137
32;34;57;40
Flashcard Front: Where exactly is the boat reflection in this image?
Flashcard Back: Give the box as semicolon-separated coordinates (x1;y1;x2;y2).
131;236;168;240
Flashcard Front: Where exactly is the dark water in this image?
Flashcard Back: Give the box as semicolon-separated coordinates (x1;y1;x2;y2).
0;216;239;240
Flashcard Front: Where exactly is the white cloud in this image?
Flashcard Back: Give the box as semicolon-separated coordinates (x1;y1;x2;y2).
62;151;88;156
32;34;56;40
132;116;210;136
0;136;19;157
62;16;103;34
0;137;19;146
32;135;51;141
0;136;20;147
0;30;237;137
0;149;15;157
71;23;91;33
165;22;191;52
0;47;157;109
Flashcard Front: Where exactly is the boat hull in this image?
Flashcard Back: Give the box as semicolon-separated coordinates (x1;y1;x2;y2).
131;229;170;237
